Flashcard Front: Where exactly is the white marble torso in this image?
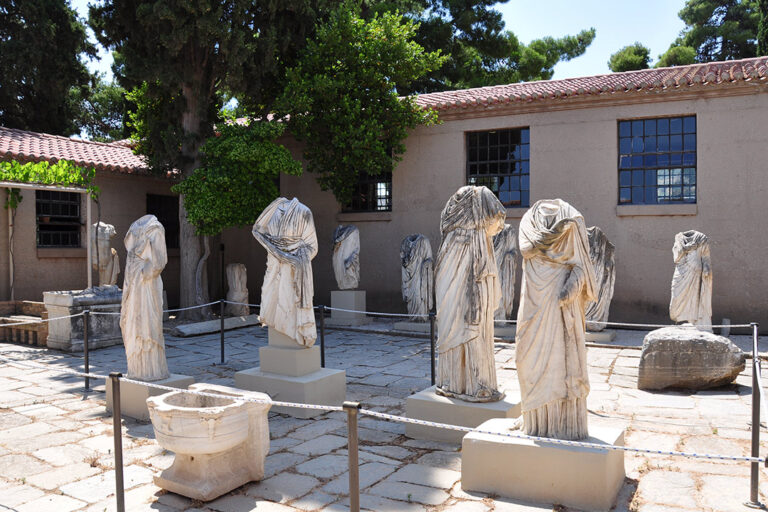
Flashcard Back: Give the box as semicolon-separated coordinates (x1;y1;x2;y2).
90;221;120;286
400;234;434;321
670;230;712;331
585;226;615;332
225;263;249;316
332;225;360;290
492;224;518;321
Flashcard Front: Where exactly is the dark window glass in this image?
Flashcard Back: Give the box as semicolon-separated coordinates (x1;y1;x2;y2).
617;115;696;204
36;190;81;248
147;194;180;249
343;172;392;212
467;127;530;207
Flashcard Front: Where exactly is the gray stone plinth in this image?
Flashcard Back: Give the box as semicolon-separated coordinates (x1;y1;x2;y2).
170;314;260;337
393;321;431;333
44;286;122;352
493;324;516;339
638;326;745;390
259;346;320;377
234;367;346;419
405;386;520;443
586;329;617;343
328;290;368;326
462;418;626;512
106;374;194;421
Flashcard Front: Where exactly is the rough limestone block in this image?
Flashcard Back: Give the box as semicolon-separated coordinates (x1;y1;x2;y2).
638;326;745;390
328;290;367;326
586;329;617;343
259;346;320;377
234;367;346;419
405;385;520;443
170;314;260;337
106;374;194;421
462;418;625;512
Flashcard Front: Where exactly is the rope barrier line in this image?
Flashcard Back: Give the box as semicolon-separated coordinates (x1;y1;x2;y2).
600;320;752;329
0;311;85;327
359;409;766;464
322;306;428;319
162;300;221;313
222;300;261;308
0;355;108;380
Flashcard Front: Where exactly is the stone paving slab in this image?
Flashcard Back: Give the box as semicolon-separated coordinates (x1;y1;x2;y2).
1;325;767;511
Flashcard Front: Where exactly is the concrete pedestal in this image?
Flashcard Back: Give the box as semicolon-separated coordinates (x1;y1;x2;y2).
327;290;368;326
405;385;520;443
44;286;122;352
586;329;617;343
393;321;431;334
462;418;626;512
106;373;194;421
493;323;516;339
234;327;346;418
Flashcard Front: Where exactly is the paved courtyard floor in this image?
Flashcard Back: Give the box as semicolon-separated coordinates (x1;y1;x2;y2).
0;323;767;511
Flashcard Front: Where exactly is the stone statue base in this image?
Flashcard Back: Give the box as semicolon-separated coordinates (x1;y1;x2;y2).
462;418;625;512
326;290;368;327
106;373;194;421
585;329;617;343
234;328;346;418
393;321;431;334
493;322;516;339
44;286;123;352
405;385;520;443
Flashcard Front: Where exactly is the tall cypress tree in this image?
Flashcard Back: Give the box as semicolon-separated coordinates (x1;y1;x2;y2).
759;0;768;54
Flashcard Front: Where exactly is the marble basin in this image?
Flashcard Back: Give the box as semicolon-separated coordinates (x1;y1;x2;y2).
147;383;271;501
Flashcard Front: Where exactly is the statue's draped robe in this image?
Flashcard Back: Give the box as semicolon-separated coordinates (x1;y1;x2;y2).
516;199;596;440
585;226;616;332
493;224;518;321
670;230;712;331
332;225;360;290
120;215;169;381
225;263;249;317
252;198;318;347
435;186;506;402
400;234;434;321
91;221;120;286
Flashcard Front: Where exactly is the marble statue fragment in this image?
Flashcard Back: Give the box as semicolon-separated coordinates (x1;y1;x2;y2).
225;263;249;317
90;221;120;286
252;197;318;347
585;226;616;332
332;225;360;290
400;234;434;321
492;224;518;321
435;186;506;402
516;199;596;440
120;215;169;381
670;230;712;331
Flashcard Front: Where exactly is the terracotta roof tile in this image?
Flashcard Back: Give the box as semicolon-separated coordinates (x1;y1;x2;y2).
415;57;768;113
0;126;150;174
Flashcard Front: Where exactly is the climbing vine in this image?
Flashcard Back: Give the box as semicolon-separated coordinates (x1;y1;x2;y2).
0;159;100;209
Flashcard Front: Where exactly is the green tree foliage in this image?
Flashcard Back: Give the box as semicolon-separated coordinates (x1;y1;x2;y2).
0;159;99;209
608;43;652;72
362;1;595;92
71;76;129;142
172;121;301;237
656;46;698;67
0;0;95;135
759;0;768;54
278;6;445;204
676;0;760;61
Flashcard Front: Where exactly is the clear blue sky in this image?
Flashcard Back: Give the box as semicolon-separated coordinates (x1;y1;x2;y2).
73;0;688;82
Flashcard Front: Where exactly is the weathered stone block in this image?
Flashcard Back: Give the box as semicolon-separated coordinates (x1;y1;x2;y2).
44;286;122;352
638;326;745;390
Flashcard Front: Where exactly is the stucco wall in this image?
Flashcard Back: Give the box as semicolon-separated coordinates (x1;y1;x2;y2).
272;90;768;328
0;172;179;305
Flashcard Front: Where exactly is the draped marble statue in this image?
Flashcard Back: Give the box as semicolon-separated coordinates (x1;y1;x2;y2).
332;225;360;290
400;234;434;321
493;224;519;321
585;226;616;332
435;186;506;402
120;215;169;381
516;199;596;440
225;263;249;317
670;230;712;331
91;221;120;286
252;198;318;347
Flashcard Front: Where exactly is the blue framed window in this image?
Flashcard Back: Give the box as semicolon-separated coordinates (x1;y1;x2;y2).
467;128;530;208
618;116;697;204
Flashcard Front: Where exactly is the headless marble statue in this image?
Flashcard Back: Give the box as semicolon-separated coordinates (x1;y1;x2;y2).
493;224;518;321
91;221;120;286
225;263;249;317
400;234;433;321
585;226;615;332
332;225;360;290
670;230;712;331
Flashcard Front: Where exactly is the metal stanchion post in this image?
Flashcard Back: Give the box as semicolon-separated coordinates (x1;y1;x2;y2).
109;372;126;512
344;401;361;512
746;322;763;509
429;311;436;386
220;299;225;364
83;310;90;391
320;305;326;368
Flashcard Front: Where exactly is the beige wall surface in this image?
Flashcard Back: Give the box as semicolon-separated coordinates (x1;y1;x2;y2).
269;90;768;328
0;172;180;305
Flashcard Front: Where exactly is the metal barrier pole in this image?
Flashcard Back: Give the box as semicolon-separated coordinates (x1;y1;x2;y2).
83;310;90;391
746;322;763;509
220;299;226;364
344;401;361;512
109;372;126;512
429;311;436;386
320;305;326;368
